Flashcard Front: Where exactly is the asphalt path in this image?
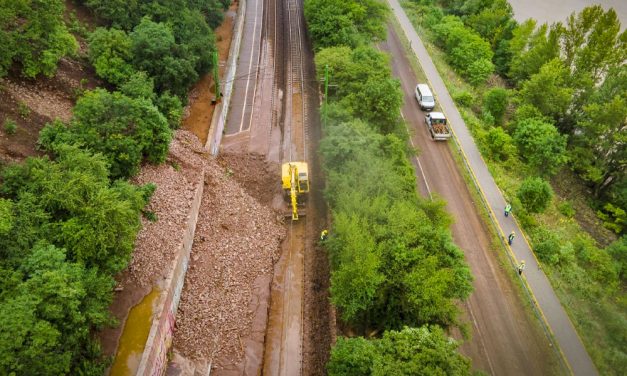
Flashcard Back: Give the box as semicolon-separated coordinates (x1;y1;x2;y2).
387;0;598;375
225;0;263;134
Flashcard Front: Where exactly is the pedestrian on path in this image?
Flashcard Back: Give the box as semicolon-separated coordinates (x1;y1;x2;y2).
504;203;512;217
320;229;328;242
518;260;526;275
508;231;515;245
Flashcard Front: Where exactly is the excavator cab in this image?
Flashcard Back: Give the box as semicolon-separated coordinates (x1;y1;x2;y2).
282;162;309;220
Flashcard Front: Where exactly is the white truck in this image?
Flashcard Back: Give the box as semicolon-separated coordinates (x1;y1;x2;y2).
425;112;451;140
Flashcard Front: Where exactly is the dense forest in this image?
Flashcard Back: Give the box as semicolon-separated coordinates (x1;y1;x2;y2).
0;1;229;373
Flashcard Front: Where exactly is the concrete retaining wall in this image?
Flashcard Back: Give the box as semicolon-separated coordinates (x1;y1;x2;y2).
135;178;205;376
205;0;247;155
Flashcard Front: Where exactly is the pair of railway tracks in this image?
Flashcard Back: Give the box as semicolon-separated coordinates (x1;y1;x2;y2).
262;0;311;374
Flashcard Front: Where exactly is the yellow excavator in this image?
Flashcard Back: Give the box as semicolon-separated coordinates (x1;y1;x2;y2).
281;162;309;220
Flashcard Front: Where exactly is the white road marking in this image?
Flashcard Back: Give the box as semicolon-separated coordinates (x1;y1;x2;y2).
239;0;262;132
402;112;432;198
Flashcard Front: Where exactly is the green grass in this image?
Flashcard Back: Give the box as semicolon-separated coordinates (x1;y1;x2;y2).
398;2;626;374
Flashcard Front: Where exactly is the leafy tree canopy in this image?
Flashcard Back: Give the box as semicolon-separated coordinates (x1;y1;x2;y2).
39;88;172;179
304;0;388;50
88;27;135;85
327;326;471;376
518;58;573;125
130;17;199;98
0;145;152;273
0;0;77;78
513;117;568;175
516;177;553;213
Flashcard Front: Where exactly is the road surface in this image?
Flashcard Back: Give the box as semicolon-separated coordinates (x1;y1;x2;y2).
387;0;598;375
381;27;559;376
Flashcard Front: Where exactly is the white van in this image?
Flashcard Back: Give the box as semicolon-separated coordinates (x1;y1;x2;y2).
415;84;435;111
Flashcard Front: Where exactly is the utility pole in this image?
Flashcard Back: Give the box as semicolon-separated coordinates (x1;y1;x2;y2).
324;64;329;126
213;50;221;101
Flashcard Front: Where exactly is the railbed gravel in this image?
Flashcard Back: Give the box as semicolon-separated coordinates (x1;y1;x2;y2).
172;150;285;370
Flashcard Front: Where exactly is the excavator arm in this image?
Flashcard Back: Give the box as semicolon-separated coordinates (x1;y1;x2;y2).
290;165;299;220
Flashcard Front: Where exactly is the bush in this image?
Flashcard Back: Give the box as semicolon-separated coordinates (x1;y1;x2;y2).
483;88;508;125
39;89;172;179
485;126;516;161
328;326;471;375
513;118;568;175
467;58;494;86
517;177;553;213
88;27;135;85
532;229;562;264
3;119;17;135
0;0;77;78
130;18;198;98
558;201;575;218
452;90;473;107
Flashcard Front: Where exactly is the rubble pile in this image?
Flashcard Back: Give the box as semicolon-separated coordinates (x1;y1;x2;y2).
217;152;282;204
128;130;207;288
172;153;285;369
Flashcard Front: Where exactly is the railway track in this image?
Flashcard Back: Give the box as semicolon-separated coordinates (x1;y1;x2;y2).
262;0;311;374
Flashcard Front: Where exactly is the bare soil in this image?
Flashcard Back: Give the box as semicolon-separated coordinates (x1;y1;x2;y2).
0;57;99;164
182;2;237;144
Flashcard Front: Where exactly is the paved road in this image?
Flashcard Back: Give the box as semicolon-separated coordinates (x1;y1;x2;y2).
381;28;558;375
387;1;598;375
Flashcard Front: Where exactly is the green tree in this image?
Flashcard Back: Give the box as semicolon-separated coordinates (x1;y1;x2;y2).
39;89;172;179
0;146;151;273
513;118;568;175
518;58;573;125
561;6;627;86
327;326;471;376
0;0;77;78
321;119;472;330
130;18;198;98
156;91;184;129
432;16;494;83
485;126;516;161
0;243;112;374
508;21;561;85
483;87;508;125
304;0;387;50
0;198;13;236
517;177;553;213
88;27;135;85
570;89;627;198
82;0;140;29
327;336;376;376
316;46;402;132
119;71;155;100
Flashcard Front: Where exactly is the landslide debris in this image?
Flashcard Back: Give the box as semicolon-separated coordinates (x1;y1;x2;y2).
172;151;285;372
